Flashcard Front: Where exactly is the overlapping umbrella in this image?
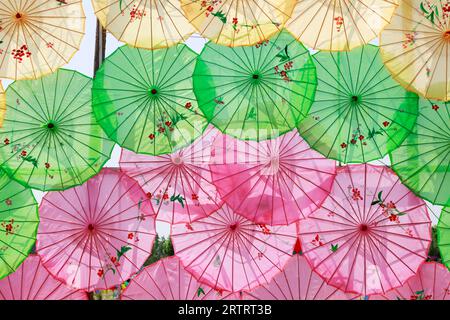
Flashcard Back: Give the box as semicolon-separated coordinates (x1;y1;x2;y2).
0;170;38;280
0;69;114;191
370;262;449;300
298;45;419;163
0;81;4;127
93;44;207;155
380;0;450;101
286;0;397;51
0;0;85;80
390;99;449;206
298;164;431;296
92;0;196;49
194;30;317;141
209;129;336;225
120;127;222;224
121;256;239;300
438;206;450;269
171;204;297;292
180;0;296;47
36;168;157;291
0;254;88;300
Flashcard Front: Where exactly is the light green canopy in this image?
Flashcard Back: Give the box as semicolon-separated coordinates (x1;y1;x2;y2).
298;45;419;163
93;44;207;155
390;100;449;206
0;69;114;191
438;206;450;270
193;30;317;141
0;170;38;280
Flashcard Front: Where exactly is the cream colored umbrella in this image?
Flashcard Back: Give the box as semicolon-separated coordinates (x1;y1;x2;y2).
0;0;85;80
180;0;296;47
92;0;196;49
380;0;450;101
286;0;397;51
0;81;4;128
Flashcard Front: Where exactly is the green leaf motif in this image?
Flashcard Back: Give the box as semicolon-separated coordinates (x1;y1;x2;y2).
197;287;205;297
211;11;227;24
170;194;185;208
21;155;38;168
331;243;339;252
117;246;132;260
275;45;290;62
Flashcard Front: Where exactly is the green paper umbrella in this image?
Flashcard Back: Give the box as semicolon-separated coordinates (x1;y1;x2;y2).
390;100;449;206
438;206;450;270
0;69;114;191
0;169;38;280
193;30;317;141
93;44;207;155
298;45;419;163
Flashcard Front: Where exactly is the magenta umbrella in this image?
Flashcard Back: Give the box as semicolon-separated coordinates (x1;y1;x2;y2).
171;204;297;292
0;254;87;300
36;168;157;291
120;127;222;224
121;256;240;300
209;129;336;225
299;164;431;296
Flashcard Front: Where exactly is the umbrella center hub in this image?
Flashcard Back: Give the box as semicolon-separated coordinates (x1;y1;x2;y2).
351;95;360;104
359;224;370;233
229;223;239;231
251;73;262;84
171;155;183;165
88;224;95;231
47;122;56;130
444;30;450;41
14;12;23;20
148;88;159;97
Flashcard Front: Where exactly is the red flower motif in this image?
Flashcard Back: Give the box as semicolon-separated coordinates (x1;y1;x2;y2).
351;188;363;200
128;232;134;240
158;127;165;133
232;17;238;25
358;135;364;141
97;269;104;277
148;133;155;140
146;192;152;198
110;256;117;263
165;121;172;127
192;193;199;201
432;104;439;111
21;150;27;157
383;121;390;127
5;199;12;206
350;139;357;144
45;163;50;169
340;143;347;149
185;102;192;109
162;193;169;200
3;138;9;145
389;214;398;222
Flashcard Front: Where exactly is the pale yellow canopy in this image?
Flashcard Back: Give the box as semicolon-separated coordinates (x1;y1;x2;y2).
93;0;196;49
287;0;397;51
0;81;4;128
0;0;85;80
381;0;450;101
180;0;296;47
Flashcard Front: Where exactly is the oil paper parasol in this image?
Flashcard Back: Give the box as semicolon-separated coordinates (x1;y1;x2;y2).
36;168;157;291
0;0;85;80
0;254;88;300
438;206;450;269
171;204;297;292
209;129;336;225
298;164;431;296
0;81;4;128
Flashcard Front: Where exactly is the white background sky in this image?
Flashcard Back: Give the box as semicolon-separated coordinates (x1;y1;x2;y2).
1;0;442;233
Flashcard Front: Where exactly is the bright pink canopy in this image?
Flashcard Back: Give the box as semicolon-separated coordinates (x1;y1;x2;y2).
36;168;157;291
121;256;240;300
209;130;336;225
299;164;431;296
243;254;358;300
120;127;222;224
370;262;450;300
0;255;88;300
171;204;297;292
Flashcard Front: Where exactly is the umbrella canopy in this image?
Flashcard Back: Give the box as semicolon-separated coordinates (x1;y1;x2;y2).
36;168;157;291
298;164;431;296
380;0;450;101
0;69;114;191
0;254;88;300
180;0;296;47
209;129;336;225
0;0;85;80
194;30;317;141
286;0;397;51
438;206;450;269
171;204;297;292
93;44;207;155
370;262;450;300
243;253;358;300
92;0;195;49
298;45;419;164
0;81;4;127
121;256;239;300
390;99;449;206
120;127;222;224
0;170;38;280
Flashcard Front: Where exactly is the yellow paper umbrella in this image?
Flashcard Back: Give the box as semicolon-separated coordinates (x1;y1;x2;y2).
92;0;196;49
0;0;85;80
0;81;5;128
286;0;397;51
380;0;450;101
180;0;296;47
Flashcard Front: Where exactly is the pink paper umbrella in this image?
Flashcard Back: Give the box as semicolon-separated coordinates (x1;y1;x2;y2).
121;256;240;300
171;204;297;292
209;129;336;225
36;168;157;291
243;252;359;300
120;127;222;224
299;164;431;296
370;262;450;300
0;255;87;300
